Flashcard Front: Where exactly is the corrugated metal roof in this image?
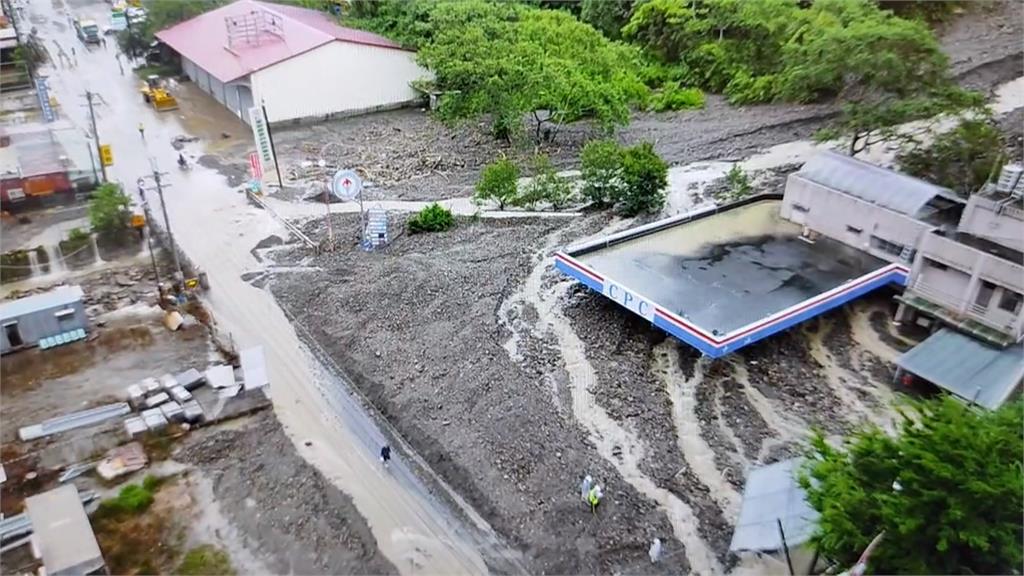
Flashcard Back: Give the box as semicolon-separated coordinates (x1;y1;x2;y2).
0;285;84;322
25;485;105;576
729;458;818;553
797;151;958;217
897;328;1024;410
155;0;405;83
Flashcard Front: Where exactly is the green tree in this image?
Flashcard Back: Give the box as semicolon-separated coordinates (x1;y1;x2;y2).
475;158;520;210
618;142;668;216
144;0;222;33
89;183;132;235
579;139;626;206
419;1;647;142
579;0;634;40
801;397;1024;575
898;117;1005;196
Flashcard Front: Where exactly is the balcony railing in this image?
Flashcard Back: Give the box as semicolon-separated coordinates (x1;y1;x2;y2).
908;280;1018;335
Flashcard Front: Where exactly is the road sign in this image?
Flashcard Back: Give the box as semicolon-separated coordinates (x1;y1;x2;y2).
249;152;263;179
331;169;362;201
35;78;55;123
248;106;276;183
99;144;113;166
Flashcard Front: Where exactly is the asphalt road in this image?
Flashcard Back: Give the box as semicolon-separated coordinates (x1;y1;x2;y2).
18;0;508;572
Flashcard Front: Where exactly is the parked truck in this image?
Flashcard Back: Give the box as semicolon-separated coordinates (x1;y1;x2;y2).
74;18;101;44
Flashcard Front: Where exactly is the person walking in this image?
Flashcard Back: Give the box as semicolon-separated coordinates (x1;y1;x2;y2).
138;122;145;140
379;445;392;468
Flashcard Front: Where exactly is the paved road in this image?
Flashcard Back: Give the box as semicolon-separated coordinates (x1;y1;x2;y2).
19;0;508;572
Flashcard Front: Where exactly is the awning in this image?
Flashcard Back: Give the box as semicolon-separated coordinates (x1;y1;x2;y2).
897;328;1024;410
729;458;818;553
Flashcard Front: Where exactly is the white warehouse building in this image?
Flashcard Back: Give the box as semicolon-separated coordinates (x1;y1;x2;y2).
155;0;427;125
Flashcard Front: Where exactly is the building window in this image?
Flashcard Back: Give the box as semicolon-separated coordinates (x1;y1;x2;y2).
925;258;948;271
55;308;76;330
998;289;1023;314
791;203;810;213
846;225;863;234
870;235;904;257
976;281;996;308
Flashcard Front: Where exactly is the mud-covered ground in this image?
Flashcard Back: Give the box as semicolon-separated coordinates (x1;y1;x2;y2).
177;412;397;575
270;213;688;574
267;210;912;574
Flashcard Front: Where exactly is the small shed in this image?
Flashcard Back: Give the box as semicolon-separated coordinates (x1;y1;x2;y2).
25;485;106;576
896;328;1024;410
0;285;88;354
730;459;821;574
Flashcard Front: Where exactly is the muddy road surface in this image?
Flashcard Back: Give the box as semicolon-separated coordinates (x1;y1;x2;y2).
23;0;517;572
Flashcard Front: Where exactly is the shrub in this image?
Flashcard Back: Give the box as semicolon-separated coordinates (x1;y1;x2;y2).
519;155;573;210
68;227;90;243
97;483;155;517
580;139;626;207
724;164;752;199
474;158;520;210
618;142;668;216
177;545;235;576
651;84;705;112
407;202;454;233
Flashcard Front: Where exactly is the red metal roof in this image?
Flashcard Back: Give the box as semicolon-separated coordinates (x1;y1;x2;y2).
155;0;405;83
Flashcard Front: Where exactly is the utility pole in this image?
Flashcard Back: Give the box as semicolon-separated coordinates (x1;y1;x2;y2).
124;11;136;60
83;90;108;182
135;179;161;288
139;161;183;281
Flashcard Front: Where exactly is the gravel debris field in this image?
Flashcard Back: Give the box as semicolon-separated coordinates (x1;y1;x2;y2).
270;214;687;574
177;412;397;575
266;206;910;573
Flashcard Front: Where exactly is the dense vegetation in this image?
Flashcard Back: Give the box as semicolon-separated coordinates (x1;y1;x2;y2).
801;397;1023;575
348;0;978;151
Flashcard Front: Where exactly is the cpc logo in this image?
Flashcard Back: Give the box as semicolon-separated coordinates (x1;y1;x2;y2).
604;282;654;321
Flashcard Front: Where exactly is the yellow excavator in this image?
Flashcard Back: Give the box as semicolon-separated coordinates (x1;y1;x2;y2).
140;75;178;112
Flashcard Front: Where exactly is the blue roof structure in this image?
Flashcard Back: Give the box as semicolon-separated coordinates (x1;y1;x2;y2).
729;458;818;553
0;285;84;322
897;328;1024;410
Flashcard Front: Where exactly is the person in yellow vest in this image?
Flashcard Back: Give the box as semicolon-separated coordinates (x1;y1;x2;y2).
588;484;603;514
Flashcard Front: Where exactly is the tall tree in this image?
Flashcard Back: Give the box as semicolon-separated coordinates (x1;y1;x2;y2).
579;0;634;40
801;397;1024;575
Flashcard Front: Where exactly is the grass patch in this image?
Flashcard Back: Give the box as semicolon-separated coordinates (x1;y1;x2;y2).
177;545;235;576
91;475;182;574
134;64;179;78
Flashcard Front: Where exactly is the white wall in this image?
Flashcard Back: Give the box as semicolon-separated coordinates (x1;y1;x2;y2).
781;175;933;263
958;194;1024;252
252;41;429;123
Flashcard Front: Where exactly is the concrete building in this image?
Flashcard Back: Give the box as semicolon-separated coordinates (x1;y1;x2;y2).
778;155;1024;408
155;0;428;125
0;285;88;354
1;122;99;210
780;151;964;265
25;485;107;576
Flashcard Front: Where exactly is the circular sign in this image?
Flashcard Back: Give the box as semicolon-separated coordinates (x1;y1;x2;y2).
331;169;362;201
